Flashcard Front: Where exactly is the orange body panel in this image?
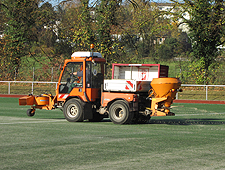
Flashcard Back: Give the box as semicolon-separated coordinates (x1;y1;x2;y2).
69;87;84;100
86;88;101;101
19;95;35;105
57;88;100;102
101;92;135;107
35;96;49;105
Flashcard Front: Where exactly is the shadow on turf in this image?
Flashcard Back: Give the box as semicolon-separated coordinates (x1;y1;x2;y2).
83;118;225;125
148;118;225;125
36;117;225;125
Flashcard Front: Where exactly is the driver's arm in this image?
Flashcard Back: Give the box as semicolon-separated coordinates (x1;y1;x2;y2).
73;71;83;77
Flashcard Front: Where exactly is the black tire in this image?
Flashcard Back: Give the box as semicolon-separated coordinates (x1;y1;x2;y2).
27;109;35;117
63;99;83;122
89;111;104;122
109;100;133;124
133;114;151;124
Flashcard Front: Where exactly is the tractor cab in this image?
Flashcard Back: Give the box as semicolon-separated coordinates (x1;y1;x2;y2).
57;51;106;103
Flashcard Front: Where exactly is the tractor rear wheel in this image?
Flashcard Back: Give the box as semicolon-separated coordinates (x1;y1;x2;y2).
63;99;83;122
109;100;133;124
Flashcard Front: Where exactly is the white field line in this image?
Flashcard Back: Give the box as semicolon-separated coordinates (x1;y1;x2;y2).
176;112;225;116
0;119;65;125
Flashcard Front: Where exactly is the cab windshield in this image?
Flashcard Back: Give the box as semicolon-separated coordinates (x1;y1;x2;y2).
59;61;104;93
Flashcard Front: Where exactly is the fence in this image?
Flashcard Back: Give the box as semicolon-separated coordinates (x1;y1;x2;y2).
178;84;225;101
0;81;225;101
0;81;58;95
2;65;225;85
0;67;61;82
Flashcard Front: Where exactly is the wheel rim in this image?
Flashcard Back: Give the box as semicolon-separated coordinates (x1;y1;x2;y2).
116;109;124;118
67;104;79;118
113;106;125;120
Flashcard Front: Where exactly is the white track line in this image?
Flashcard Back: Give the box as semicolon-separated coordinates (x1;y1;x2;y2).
0;119;65;125
177;112;225;116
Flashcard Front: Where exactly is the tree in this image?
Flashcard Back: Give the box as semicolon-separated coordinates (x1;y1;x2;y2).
59;0;139;62
95;0;120;63
157;32;191;60
0;2;8;35
37;2;59;48
123;1;174;62
157;37;179;60
66;0;94;51
171;0;225;84
0;0;39;80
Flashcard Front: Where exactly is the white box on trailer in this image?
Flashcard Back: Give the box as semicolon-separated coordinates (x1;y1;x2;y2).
104;79;151;92
104;64;169;92
112;64;168;81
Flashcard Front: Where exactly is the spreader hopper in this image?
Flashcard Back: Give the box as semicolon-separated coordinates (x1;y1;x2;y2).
148;77;182;116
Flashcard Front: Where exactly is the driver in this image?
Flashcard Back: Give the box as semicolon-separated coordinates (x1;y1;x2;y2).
72;66;90;84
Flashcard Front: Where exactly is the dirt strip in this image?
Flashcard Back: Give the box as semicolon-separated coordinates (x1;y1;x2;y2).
0;94;225;104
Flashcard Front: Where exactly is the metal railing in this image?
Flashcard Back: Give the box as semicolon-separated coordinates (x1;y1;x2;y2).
0;81;225;101
0;81;58;95
177;84;225;100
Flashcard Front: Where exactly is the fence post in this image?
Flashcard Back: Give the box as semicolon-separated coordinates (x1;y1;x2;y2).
32;82;34;94
33;67;35;81
206;85;208;100
14;67;17;81
8;82;10;94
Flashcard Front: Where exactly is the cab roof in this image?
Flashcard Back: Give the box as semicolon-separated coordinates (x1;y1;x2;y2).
71;51;102;59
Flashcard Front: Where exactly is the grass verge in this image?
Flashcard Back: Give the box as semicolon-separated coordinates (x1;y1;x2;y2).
0;97;225;169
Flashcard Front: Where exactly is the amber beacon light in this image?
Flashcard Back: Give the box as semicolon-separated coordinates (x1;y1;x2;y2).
90;44;94;50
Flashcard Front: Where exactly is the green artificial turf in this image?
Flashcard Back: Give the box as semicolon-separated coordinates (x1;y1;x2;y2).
0;97;225;169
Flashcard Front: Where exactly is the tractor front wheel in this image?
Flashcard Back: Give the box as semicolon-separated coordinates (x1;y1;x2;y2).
63;99;83;122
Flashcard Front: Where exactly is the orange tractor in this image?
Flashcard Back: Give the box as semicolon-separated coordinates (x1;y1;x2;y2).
19;45;182;124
